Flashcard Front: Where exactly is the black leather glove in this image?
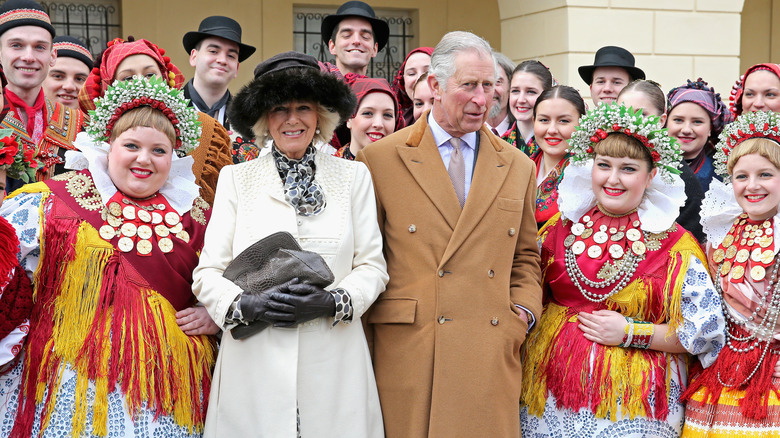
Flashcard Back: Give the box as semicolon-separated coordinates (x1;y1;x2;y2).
266;282;336;327
239;279;296;324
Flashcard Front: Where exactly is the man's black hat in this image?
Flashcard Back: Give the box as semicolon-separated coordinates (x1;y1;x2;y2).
320;1;389;51
183;16;256;63
578;46;645;85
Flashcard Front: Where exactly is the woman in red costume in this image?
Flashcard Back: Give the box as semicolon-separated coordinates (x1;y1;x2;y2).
0;76;216;437
683;110;780;436
520;103;725;437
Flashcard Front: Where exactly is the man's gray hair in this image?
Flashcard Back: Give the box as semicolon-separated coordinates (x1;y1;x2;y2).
493;52;514;82
429;31;494;91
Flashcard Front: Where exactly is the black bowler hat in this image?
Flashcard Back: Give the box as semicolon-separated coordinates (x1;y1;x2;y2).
0;0;55;38
578;46;646;85
53;36;93;70
320;1;390;51
183;16;256;63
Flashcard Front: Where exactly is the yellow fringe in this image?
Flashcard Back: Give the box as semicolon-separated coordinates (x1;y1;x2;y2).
34;221;215;437
521;302;569;416
537;212;561;241
607;277;650;318
662;232;705;336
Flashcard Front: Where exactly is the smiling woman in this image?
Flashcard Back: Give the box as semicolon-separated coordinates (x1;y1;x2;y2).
684;110;780;436
336;75;398;160
78;36;233;207
0;77;218;438
531;85;585;228
194;51;388;437
520;103;725;437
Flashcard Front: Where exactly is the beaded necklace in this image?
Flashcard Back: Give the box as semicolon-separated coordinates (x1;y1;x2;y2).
713;215;780;387
564;205;657;302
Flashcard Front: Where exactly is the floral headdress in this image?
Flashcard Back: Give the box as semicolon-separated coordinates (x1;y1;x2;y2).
568;103;682;183
712;110;780;182
0;129;38;182
87;76;201;155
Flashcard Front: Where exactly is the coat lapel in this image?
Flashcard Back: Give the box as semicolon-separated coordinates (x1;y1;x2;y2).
397;118;462;231
440;128;513;266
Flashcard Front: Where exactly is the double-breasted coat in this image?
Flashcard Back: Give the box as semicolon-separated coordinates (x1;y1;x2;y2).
193;151;388;438
356;114;544;437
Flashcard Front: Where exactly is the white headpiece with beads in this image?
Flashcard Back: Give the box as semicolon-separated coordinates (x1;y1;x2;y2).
558;103;686;232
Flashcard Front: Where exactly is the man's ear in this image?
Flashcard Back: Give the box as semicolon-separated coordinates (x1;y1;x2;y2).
189;49;198;68
429;74;442;102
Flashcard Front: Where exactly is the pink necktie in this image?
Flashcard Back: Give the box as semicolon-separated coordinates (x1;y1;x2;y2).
448;137;465;207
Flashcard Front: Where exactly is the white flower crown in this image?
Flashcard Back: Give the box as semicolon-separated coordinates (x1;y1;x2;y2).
567;103;682;183
712;110;780;182
87;76;201;155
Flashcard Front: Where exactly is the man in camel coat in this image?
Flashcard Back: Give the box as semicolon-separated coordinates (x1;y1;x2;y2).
357;31;543;437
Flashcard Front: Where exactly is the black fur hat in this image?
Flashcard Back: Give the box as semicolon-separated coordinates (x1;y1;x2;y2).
229;51;356;141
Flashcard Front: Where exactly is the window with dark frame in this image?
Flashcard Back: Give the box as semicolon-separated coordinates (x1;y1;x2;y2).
41;0;121;57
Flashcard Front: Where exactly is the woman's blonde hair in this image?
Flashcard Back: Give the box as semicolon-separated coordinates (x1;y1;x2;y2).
727;138;780;174
252;102;339;147
593;132;653;171
110;106;176;147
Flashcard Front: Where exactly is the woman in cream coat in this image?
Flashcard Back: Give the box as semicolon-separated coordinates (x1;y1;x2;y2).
192;51;388;438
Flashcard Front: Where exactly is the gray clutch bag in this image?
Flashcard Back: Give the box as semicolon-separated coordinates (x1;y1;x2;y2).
223;231;335;340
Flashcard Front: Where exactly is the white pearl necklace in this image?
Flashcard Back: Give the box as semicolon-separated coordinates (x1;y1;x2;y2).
565;232;646;303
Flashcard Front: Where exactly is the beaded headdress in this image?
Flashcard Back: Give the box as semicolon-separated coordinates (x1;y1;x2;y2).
0;129;38;182
87;76;201;155
712;110;780;181
567;103;682;183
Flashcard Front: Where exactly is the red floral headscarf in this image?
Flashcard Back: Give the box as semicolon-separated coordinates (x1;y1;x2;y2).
78;37;186;113
729;63;780;117
391;47;433;126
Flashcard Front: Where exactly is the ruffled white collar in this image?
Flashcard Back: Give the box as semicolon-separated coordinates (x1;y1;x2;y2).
557;159;686;233
700;178;780;253
64;131;200;215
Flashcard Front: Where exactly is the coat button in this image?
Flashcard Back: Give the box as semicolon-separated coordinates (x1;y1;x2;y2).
438;316;446;324
508;228;516;236
438;270;445;277
408;224;416;233
488;269;495;278
491;317;499;326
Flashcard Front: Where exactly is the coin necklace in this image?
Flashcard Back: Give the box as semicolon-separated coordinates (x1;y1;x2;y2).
564;207;647;303
715;257;780;387
711;214;774;282
98;191;189;256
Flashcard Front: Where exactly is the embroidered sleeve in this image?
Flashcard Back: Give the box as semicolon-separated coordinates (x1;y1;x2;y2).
676;256;725;368
330;288;353;326
0;191;45;279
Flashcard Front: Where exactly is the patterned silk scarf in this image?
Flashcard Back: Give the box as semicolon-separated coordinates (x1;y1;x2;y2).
272;145;326;216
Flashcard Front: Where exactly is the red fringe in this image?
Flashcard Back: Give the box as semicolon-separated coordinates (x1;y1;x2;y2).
0;267;33;340
10;204;79;438
544;317;671;420
683;325;780;421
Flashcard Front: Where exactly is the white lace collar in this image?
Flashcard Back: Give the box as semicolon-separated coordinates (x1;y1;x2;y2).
700;178;780;253
557;159;686;233
64;131;200;215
